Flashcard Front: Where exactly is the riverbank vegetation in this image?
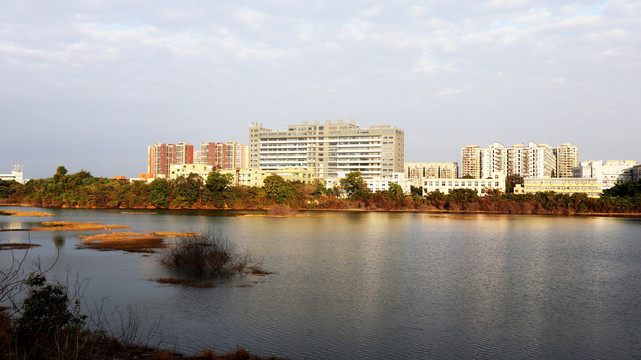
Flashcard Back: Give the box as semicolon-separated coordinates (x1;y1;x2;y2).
0;252;280;360
1;166;640;215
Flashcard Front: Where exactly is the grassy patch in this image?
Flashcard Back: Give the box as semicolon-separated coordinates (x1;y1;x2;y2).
0;210;53;217
267;205;297;217
78;232;164;253
30;221;132;231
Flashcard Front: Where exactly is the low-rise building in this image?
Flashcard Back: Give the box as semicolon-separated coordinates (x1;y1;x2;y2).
421;173;506;197
0;165;25;184
325;172;411;194
237;168;316;187
513;178;602;198
573;160;638;190
169;164;214;180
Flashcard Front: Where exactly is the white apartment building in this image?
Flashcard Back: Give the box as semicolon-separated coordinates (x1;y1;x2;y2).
249;120;404;180
462;141;559;179
421;173;506;197
573;160;638;190
527;142;556;178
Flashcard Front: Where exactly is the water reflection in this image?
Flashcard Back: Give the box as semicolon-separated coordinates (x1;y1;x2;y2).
1;208;641;359
53;235;65;249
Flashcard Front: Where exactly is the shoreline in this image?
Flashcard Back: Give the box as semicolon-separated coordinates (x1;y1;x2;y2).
2;202;640;218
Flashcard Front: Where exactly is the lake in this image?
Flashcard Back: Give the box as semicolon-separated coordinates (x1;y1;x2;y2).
1;207;641;359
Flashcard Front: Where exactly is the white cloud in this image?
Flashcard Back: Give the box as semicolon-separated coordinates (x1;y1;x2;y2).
236;7;266;29
437;87;461;97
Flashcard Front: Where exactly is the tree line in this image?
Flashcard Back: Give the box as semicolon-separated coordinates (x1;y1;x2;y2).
1;166;640;214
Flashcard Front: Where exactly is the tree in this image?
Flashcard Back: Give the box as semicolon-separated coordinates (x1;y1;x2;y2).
15;274;86;355
339;171;370;199
149;178;170;208
53;166;68;183
170;173;203;207
505;174;524;193
387;183;405;203
461;174;474;179
448;188;479;203
410;185;423;197
206;171;233;193
0;179;19;199
263;175;294;204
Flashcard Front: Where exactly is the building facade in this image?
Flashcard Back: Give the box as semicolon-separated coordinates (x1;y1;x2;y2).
527;142;556;178
325;172;411;194
147;142;195;178
633;164;641;181
462;141;561;179
461;145;481;178
405;162;459;180
0;165;25;184
514;178;602;198
249;120;404;180
199;142;248;170
421;173;506;197
554;143;579;178
237;168;316;187
573;160;638;190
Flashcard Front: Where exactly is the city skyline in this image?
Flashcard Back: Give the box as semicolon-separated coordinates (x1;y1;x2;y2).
1;1;640;179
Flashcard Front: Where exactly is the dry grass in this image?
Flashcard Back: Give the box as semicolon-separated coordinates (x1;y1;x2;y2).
266;205;297;217
78;232;164;253
0;243;41;250
75;232;201;253
155;277;216;288
29;221;132;231
0;210;53;217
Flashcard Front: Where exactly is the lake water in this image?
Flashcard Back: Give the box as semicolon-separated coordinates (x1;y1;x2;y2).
1;207;641;359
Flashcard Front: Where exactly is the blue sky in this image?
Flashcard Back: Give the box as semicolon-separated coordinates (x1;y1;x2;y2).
1;0;640;179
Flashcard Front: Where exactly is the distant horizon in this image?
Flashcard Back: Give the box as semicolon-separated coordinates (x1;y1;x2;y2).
5;132;638;181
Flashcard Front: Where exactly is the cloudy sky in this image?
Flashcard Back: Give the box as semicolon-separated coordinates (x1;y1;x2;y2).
1;0;640;179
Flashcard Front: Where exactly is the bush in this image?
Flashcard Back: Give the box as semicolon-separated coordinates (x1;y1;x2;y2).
14;273;88;358
161;232;258;278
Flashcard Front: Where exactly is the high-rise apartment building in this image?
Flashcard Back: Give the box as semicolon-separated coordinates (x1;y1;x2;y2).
461;145;481;178
462;141;560;179
249;120;404;179
405;162;459;180
527;141;556;178
554;143;579;178
147;142;194;178
199;142;248;170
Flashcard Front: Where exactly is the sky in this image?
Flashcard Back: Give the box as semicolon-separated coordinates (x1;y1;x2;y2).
1;0;640;179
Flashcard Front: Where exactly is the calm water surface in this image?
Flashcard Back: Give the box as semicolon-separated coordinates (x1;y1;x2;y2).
1;207;640;359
